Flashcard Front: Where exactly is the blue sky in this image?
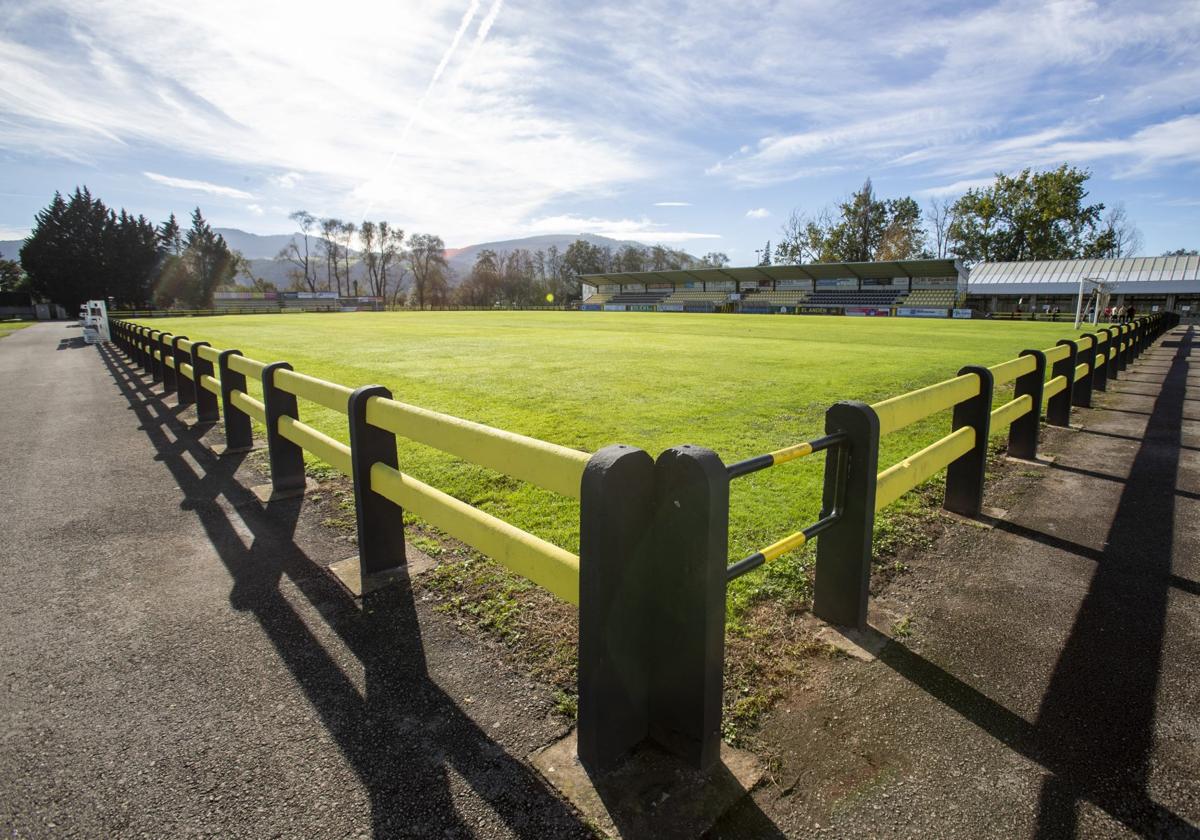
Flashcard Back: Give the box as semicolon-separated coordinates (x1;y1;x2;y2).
1;0;1198;260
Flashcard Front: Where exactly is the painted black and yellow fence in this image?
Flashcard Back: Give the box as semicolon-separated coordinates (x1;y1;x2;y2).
107;311;1175;782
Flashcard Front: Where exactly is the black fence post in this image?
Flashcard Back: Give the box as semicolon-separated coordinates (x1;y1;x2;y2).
190;342;219;423
813;401;879;630
1008;349;1045;460
944;365;993;517
347;385;407;576
172;336;195;407
161;332;178;395
217;350;254;453
1117;325;1129;371
150;330;164;383
647;445;729;772
1093;330;1111;392
577;444;657;776
1072;334;1096;408
261;361;307;498
1107;328;1121;380
134;327;146;372
1046;339;1077;427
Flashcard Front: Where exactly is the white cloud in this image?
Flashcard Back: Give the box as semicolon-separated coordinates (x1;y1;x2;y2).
916;178;994;197
1;0;1198;245
245;203;264;216
144;171;253;199
0;226;31;241
525;214;720;243
1087;94;1106;104
0;0;651;244
653;201;691;207
745;207;770;219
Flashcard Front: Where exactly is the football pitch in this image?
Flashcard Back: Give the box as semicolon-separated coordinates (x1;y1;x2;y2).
140;311;1080;605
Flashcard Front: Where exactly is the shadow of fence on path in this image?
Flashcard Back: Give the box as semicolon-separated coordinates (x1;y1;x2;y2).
871;327;1200;839
96;343;590;839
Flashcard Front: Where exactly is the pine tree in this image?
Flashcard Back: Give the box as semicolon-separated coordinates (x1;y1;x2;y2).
21;188;109;309
178;207;235;308
157;213;183;255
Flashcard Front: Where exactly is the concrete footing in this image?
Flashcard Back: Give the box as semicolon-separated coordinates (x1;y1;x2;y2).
530;731;763;839
251;477;318;503
328;547;436;597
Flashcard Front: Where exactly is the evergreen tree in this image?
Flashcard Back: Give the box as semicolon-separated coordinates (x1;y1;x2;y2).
20;188;160;308
178;207;235;308
157;213;183;255
21;188;109;309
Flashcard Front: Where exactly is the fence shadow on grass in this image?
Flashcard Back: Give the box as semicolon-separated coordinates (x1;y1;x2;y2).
869;327;1200;839
95;343;592;840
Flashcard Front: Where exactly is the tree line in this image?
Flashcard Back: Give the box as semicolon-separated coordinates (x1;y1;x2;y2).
13;188;237;310
270;211;454;309
454;241;728;307
273;209;730;308
768;166;1171;267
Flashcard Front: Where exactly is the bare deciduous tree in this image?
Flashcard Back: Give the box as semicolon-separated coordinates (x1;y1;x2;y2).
925;197;955;258
278;210;318;291
1100;202;1143;258
319;217;341;294
407;233;448;309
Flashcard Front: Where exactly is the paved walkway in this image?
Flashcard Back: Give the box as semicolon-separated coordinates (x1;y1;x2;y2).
0;323;590;838
722;324;1200;838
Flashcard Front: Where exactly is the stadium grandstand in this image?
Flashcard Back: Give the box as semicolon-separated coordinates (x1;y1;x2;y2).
581;259;964;317
580;254;1200;320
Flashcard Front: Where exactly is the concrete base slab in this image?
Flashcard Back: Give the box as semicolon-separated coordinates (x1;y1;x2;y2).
530;731;763;839
1004;454;1056;466
251;478;317;503
939;508;1006;529
328;547;436;597
814;622;892;662
206;443;259;457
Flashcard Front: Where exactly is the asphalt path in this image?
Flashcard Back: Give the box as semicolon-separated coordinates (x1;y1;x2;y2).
0;322;591;839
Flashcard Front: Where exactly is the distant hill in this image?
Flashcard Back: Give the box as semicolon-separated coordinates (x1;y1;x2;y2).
444;233;647;277
214;228;314;261
0;239;24;260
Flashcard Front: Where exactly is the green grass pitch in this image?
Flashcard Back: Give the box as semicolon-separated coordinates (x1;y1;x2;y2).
139;311;1081;610
0;320;34;340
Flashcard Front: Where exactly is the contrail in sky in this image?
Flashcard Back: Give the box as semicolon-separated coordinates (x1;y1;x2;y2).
358;0;486;222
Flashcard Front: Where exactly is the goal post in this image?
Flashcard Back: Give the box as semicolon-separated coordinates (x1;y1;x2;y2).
1074;276;1114;329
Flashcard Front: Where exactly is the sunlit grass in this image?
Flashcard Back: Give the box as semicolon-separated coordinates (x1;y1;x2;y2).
138;310;1079;611
0;320;34;340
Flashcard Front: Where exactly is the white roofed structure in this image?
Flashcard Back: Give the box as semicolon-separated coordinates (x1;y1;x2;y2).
968;256;1200;296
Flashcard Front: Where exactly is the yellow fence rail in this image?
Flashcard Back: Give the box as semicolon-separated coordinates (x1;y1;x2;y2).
871;373;979;437
114;317;589;608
